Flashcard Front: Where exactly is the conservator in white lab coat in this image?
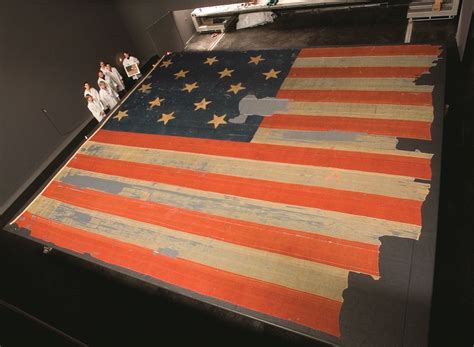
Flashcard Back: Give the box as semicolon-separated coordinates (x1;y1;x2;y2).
99;61;108;74
97;71;118;93
86;94;106;122
99;81;120;110
122;52;141;80
106;63;125;91
83;82;100;100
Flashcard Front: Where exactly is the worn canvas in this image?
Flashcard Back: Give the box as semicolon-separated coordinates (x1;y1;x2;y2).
7;45;445;346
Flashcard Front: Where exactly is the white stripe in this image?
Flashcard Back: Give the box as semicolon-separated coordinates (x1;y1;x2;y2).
279;101;434;122
293;55;437;68
281;77;433;93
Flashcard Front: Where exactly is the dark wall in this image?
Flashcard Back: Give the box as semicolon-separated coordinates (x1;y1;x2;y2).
173;9;197;47
114;0;236;60
148;12;185;56
0;0;136;214
148;9;197;56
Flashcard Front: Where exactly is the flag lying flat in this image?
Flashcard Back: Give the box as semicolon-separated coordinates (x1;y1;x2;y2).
11;45;442;343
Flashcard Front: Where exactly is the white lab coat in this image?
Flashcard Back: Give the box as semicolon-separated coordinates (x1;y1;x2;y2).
99;86;120;110
123;56;141;80
107;67;125;91
84;87;100;101
98;75;118;93
87;99;105;122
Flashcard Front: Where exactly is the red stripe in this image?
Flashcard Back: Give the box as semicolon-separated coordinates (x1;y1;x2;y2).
44;181;380;275
92;130;432;179
277;90;432;106
69;154;422;225
17;212;342;336
288;67;430;79
298;45;440;57
261;115;432;140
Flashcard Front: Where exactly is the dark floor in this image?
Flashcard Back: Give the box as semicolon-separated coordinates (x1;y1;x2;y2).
1;6;473;346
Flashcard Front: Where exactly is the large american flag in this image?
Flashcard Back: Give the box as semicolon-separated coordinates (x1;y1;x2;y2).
11;44;441;342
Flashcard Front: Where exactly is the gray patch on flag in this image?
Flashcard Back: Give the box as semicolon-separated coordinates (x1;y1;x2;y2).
62;173;129;194
56;205;92;224
230;94;288;124
278;129;360;142
155;248;179;258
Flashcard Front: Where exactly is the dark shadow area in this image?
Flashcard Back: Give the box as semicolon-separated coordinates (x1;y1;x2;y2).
0;300;85;346
0;230;326;347
0;120;96;229
340;42;445;346
427;19;474;347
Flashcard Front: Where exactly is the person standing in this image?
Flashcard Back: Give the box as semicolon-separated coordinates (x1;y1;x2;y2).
83;82;101;100
122;52;141;80
99;81;120;110
106;63;125;92
97;70;118;93
86;94;106;122
99;61;108;74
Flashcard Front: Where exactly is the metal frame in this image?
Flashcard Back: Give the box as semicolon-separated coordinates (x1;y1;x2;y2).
191;14;236;33
407;0;460;20
191;0;385;33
